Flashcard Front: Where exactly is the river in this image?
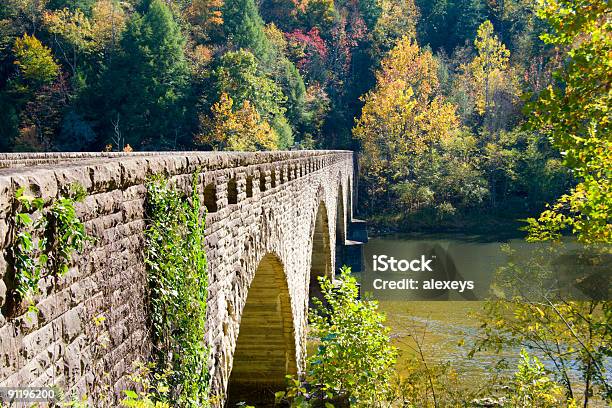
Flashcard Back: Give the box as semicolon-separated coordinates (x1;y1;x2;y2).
358;232;610;404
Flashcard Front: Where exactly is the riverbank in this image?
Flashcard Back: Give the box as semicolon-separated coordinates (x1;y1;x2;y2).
364;209;532;239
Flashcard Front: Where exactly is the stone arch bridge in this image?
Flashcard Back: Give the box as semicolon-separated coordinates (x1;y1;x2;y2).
0;151;367;406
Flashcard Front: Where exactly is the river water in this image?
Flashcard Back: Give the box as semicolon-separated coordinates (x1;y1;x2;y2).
358;233;611;401
361;233;525;382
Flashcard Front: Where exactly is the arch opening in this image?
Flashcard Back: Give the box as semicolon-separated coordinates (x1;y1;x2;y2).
309;202;332;307
227;253;297;406
204;183;217;213
246;176;253;198
259;171;267;192
227;178;238;204
270;170;277;188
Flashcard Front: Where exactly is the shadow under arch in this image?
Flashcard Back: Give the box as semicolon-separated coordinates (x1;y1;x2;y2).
347;177;353;221
309;201;332;307
227;253;297;406
335;180;346;274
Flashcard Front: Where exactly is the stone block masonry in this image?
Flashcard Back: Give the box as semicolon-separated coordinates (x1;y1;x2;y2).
0;151;359;406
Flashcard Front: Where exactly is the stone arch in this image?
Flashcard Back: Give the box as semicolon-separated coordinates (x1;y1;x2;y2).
308;201;332;306
227;253;297;405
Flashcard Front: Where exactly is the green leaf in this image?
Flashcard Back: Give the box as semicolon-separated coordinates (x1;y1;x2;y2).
32;197;45;210
16;213;32;225
123;390;138;399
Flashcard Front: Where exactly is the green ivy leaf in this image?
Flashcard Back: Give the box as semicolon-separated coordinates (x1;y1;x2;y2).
123;390;138;399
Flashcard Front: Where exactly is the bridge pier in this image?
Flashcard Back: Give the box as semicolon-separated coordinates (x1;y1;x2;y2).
336;219;368;274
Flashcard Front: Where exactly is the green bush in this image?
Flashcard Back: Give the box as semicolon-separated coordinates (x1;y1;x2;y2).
280;266;397;407
508;350;571;408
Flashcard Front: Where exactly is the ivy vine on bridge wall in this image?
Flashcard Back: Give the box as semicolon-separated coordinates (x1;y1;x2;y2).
144;172;210;407
8;183;90;317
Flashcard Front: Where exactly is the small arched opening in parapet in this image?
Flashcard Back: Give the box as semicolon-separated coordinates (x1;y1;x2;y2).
204;183;217;213
246;176;254;198
335;181;346;274
227;253;297;406
259;171;267;192
309;201;332;308
227;178;238;205
270;169;277;188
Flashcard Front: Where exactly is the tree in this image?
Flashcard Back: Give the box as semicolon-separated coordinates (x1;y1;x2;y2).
301;0;336;33
259;0;299;32
263;23;308;143
44;1;127;72
415;0;487;53
393;131;488;217
6;33;65;151
370;0;419;59
0;94;20;151
475;243;612;405
43;7;92;75
88;0;127;57
185;0;223;43
516;131;571;211
13;33;59;87
415;0;451;51
456;20;519;132
210;50;293;147
98;0;190;149
222;0;272;62
473;21;510;119
353;36;459;212
453;0;486;48
3;0;50;35
358;0;382;31
47;0;96;14
525;0;611;244
299;83;330;147
285;27;328;83
197;92;279;151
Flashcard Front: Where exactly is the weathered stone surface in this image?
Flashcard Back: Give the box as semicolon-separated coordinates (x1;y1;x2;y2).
0;277;6;309
0;177;11;218
0;151;355;407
